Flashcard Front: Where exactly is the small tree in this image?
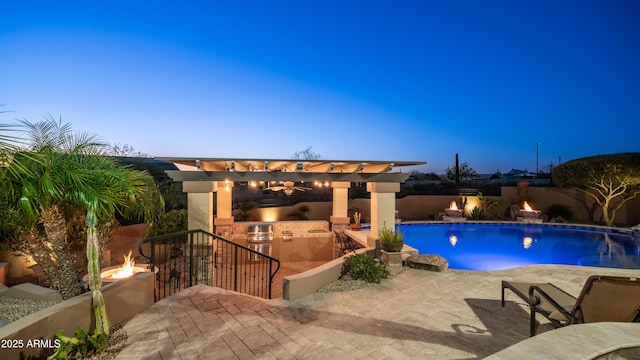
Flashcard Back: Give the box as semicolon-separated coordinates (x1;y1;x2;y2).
105;142;149;157
292;146;321;160
552;153;640;226
445;162;476;181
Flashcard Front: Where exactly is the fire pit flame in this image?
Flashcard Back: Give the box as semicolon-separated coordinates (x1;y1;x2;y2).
111;250;135;279
84;250;152;283
517;201;541;221
523;201;534;212
445;200;464;218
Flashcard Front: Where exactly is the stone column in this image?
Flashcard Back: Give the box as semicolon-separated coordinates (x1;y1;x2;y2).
183;181;216;285
366;182;400;247
214;180;235;238
330;181;351;232
183;181;216;233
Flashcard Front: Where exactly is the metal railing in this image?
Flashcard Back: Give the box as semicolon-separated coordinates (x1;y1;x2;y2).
139;229;280;301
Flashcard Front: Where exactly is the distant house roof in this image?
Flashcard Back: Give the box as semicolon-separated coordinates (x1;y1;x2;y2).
504;169;536;178
156;157;425;183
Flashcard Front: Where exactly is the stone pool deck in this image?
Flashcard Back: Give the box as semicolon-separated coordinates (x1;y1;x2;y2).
116;265;640;359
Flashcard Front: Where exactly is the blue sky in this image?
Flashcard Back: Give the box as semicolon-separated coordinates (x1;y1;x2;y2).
1;1;639;174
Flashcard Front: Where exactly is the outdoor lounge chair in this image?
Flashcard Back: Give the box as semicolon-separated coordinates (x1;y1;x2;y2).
501;275;640;336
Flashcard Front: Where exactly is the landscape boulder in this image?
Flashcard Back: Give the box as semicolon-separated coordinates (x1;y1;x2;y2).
406;254;448;272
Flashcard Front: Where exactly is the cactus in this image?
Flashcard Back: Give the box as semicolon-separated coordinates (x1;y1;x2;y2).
353;211;361;225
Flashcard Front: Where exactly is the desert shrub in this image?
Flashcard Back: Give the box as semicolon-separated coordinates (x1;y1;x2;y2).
469;206;484;220
343;253;389;283
147;209;188;237
286;205;310;220
378;223;403;244
546;204;573;221
50;327;109;359
235;201;256;221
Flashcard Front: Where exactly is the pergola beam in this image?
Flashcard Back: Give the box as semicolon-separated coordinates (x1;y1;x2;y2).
165;170;412;183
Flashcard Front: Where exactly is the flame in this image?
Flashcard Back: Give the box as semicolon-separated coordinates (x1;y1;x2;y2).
523;201;534;211
449;201;458;210
111;250;135;279
523;236;533;249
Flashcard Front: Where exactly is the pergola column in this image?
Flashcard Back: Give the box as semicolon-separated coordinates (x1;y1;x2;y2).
183;181;216;233
366;182;400;247
214;180;234;238
329;181;351;231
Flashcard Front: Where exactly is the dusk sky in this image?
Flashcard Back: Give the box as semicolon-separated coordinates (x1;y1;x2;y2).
2;1;639;174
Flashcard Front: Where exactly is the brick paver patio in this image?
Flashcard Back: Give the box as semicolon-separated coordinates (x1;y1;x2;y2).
116;265;636;359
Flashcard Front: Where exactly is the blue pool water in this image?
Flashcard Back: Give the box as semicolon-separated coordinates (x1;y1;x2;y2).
399;223;640;271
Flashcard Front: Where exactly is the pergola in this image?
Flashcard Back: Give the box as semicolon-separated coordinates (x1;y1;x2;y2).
158;157;425;246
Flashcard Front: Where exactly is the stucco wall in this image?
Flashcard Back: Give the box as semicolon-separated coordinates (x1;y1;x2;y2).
500;186;640;225
0;272;154;360
238;187;640;226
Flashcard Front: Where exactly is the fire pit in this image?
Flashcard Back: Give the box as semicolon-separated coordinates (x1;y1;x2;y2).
444;201;464;217
517;201;541;218
83;250;154;282
517;201;542;223
443;201;466;222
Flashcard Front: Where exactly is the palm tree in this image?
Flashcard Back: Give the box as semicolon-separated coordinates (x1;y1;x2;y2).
2;116;164;337
67;153;164;336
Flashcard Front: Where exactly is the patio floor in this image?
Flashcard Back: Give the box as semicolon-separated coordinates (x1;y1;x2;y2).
115;265;637;359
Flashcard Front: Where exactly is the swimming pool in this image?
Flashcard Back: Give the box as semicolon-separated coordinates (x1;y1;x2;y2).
400;223;640;271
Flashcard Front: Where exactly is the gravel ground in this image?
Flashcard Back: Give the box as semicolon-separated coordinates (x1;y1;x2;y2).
81;326;128;360
0;295;61;323
317;265;407;293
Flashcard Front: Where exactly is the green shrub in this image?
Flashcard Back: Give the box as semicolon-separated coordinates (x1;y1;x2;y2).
234;201;257;221
469;206;484;220
286;205;310;220
147;209;188;237
49;327;109;359
344;253;389;283
378;223;403;243
546;204;573;221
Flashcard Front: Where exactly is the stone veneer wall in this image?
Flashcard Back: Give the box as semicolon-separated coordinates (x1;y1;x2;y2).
232;220;330;239
0;272;154;360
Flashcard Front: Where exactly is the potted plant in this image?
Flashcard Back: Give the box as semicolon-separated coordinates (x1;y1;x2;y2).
379;222;404;252
351;211;362;231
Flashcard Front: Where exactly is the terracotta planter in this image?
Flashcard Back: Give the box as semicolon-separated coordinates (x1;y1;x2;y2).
350;224;361;231
381;241;404;252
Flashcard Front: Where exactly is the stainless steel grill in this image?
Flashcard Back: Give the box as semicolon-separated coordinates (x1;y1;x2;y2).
247;224;274;242
247;224;273;260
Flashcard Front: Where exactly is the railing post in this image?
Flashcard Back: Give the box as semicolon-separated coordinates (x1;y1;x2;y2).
150;241;157;301
233;246;238;292
189;232;194;287
268;259;273;299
